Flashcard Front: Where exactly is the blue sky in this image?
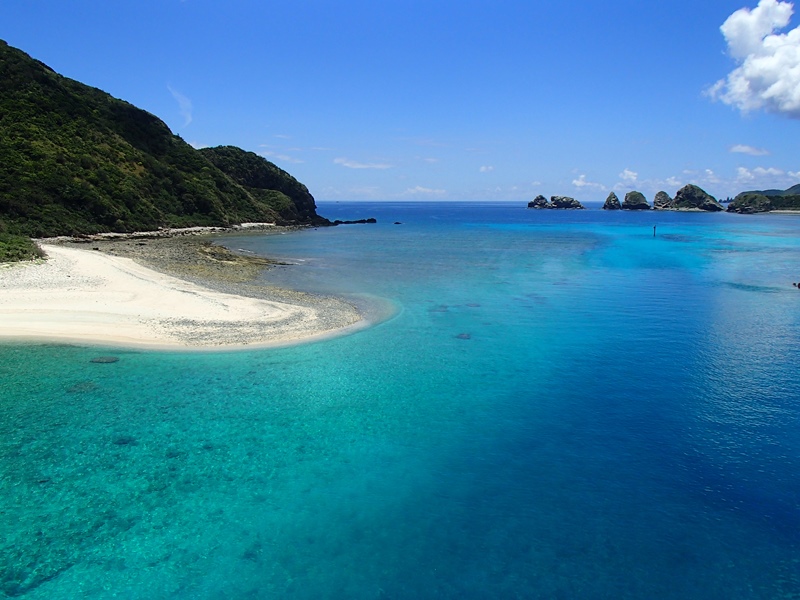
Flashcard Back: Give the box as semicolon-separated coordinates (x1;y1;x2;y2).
4;0;800;201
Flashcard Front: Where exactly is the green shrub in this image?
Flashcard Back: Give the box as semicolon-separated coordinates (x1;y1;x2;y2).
0;233;45;262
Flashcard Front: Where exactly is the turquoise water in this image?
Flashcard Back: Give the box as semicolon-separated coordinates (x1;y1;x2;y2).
2;202;800;598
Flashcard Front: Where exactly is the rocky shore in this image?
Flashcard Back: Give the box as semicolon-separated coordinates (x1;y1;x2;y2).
55;232;287;286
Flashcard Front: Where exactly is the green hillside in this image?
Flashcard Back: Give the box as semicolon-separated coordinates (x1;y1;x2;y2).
0;39;326;238
199;146;327;225
727;185;800;213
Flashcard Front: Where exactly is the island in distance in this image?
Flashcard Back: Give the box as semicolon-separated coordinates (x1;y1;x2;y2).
527;195;585;209
727;184;800;213
528;185;724;212
530;184;800;214
601;185;724;211
598;184;800;213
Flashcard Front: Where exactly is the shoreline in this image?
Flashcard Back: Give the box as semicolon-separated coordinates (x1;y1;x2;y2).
0;232;367;351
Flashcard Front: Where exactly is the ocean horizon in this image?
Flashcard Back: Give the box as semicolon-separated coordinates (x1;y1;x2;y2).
2;201;799;598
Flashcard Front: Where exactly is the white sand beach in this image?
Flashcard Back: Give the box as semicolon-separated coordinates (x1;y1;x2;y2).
0;244;362;349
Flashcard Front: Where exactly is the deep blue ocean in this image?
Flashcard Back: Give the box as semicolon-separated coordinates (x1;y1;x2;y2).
2;201;800;599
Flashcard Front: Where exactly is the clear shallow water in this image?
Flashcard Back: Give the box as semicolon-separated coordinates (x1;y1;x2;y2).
2;202;800;598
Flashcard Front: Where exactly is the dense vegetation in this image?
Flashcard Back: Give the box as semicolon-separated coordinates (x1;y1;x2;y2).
728;184;800;213
0;39;327;239
199;146;328;225
0;233;44;261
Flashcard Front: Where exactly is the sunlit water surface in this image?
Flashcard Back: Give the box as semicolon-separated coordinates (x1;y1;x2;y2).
2;202;799;598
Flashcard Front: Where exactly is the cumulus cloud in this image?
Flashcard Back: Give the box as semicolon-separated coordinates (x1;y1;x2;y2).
730;143;770;155
480;165;494;173
619;168;638;184
572;175;607;191
167;85;192;127
737;165;791;185
709;0;800;118
334;157;392;169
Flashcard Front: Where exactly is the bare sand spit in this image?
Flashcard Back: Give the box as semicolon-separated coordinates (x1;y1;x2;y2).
0;244;363;350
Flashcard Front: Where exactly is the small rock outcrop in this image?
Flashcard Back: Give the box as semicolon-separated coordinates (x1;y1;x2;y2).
672;184;723;212
527;195;550;209
727;193;772;214
332;218;377;225
550;196;585;209
653;191;672;210
603;192;621;210
622;191;650;210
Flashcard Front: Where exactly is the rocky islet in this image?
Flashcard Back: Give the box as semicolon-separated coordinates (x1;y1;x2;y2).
533;184;726;212
527;195;585;210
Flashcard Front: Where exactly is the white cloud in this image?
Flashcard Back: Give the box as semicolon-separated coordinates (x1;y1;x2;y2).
334;157;392;169
480;165;494;173
619;168;638;184
737;166;756;182
167;85;192;127
709;0;800;118
755;166;785;175
665;176;682;188
735;165;794;189
730;143;770;155
404;186;446;196
572;175;607;191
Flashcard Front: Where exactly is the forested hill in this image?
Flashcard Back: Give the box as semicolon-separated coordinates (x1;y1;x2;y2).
727;183;800;214
0;40;328;237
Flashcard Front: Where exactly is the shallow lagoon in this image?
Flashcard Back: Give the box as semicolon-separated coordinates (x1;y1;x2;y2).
2;202;799;598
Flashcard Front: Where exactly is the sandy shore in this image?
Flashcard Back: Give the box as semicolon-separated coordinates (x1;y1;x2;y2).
0;243;363;350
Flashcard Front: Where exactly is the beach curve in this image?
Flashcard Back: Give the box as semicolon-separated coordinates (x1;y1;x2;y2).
0;244;364;350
